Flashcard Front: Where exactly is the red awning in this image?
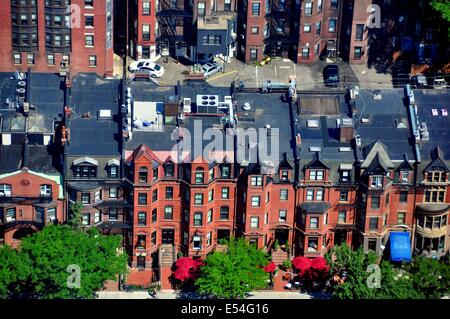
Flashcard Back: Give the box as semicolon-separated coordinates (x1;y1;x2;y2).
263;261;277;273
292;257;312;271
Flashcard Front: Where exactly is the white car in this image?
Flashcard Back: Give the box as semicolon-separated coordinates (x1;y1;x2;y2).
129;59;164;78
202;62;223;79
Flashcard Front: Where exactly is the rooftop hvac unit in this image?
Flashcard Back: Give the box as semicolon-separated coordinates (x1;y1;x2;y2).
373;90;382;100
98;109;112;119
183;97;192;113
309;146;322;152
23;102;30;113
224;96;232;104
355;135;362;147
306;119;319;128
342;118;353;126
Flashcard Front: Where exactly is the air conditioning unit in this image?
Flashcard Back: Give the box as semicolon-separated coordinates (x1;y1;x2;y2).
224;96;232;104
98;109;112;119
183;97;191;113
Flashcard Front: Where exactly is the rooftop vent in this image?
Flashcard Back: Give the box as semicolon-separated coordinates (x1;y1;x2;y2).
306;119;319;128
309;146;322;152
242;102;251;111
373;90;382;100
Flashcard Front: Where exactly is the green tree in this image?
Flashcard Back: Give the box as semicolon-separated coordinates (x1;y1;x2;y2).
19;225;128;299
68;201;84;230
195;237;270;298
0;245;32;298
326;244;378;299
431;0;450;38
405;256;450;299
375;261;422;299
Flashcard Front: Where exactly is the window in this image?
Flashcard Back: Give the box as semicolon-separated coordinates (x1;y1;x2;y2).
279;210;287;222
151;231;157;245
310;217;319;229
316;190;324;201
266;192;270;203
27;53;34;65
424;187;446;203
109;208;118;221
354;47;362;60
194;212;203;226
304;1;313;15
399;191;408;203
250;176;263;186
197;2;206;16
94;190;101;202
85;15;94;27
47;54;55;66
309;170;324;180
183;232;189;246
338;210;346;223
250;216;259;228
220;206;229;220
265;212;268;224
138;212;146;225
142;24;150;41
280;170;289;181
152;189;158;202
138;193;147;205
371;176;383;188
109;187;117;198
0;184;11;197
427;171;446;183
208;189;214;202
94;211;100;223
250;48;258;61
153;167;158;180
137;234;146;249
109;165;118;178
251;26;259;34
371;196;380;209
397;212;406;225
36;207;44;223
206;232;212;246
340;170;350;182
224;0;232;11
251;195;260;207
355;24;364;41
165;187;173;199
194;193;204;205
306;190;314;201
222;187;229;199
307;237;318;252
207;209;213;223
151;209;157;223
75;165;97;178
252;2;260;15
139;167;148;183
208;167;214;182
280;189;288;200
82;213;90;225
81;193;90;204
142;0;150;15
339;190;348;202
89;55;97;66
329;18;337;32
164;163;174;177
304;24;312;33
38;184;52;197
316;21;321;35
317;0;322;11
401;171;409;183
85;34;94;46
5;208;16;222
331;0;338;9
85;0;94;7
369;217;378;230
314;43;320;56
164;206;173;220
13;53;21;65
195;170;204;184
193;236;201;250
368;238;377;251
221;164;231;179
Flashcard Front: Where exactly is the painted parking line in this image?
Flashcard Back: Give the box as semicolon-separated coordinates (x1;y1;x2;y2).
207;70;238;81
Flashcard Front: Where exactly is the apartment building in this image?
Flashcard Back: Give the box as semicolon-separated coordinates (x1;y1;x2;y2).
0;0;114;76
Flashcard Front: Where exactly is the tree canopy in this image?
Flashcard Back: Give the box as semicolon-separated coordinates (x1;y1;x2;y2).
195;237;270;299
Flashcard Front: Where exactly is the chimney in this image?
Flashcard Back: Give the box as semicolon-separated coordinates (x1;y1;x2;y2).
22;137;29;169
340;120;354;142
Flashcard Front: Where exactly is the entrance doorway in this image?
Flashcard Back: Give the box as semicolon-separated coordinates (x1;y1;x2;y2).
274;229;289;246
334;229;347;246
162;229;174;245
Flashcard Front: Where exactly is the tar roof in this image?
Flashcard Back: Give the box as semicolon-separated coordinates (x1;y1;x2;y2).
0;144;61;174
412;90;450;161
353;89;415;161
67;73;120;156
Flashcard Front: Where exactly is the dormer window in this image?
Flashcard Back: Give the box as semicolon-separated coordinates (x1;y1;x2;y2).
74;157;98;178
195;168;204;184
280;170;289;181
250;175;263;186
339;164;352;183
153;167;158;180
138;167;148;183
427;171;446;183
340;170;350;182
309;169;324;181
221;164;231;179
209;167;214;181
371;176;383;188
107;159;120;178
164;163;174;177
400;171;409;183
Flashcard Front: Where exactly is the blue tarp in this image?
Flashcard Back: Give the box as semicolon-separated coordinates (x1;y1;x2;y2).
390;232;412;262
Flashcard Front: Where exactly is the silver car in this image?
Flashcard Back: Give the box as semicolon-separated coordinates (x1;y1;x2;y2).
202;62;223;79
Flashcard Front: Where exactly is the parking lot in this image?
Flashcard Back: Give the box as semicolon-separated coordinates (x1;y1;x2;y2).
126;55;370;90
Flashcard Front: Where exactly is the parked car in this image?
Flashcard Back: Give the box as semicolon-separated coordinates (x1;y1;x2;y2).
323;65;340;87
202;62;223;79
129;59;164;78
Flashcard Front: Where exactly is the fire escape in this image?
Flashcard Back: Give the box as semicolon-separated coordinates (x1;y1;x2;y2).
264;0;299;59
156;0;193;55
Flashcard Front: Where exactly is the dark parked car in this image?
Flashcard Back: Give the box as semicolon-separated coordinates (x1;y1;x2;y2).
323;65;340;87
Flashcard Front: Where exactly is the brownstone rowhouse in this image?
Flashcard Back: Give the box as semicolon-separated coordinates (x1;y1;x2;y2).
0;0;114;77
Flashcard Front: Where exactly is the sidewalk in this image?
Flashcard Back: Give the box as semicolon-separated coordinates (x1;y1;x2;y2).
96;290;331;300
